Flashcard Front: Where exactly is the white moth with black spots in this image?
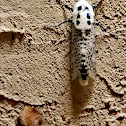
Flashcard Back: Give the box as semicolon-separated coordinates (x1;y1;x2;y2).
55;0;117;85
71;0;95;85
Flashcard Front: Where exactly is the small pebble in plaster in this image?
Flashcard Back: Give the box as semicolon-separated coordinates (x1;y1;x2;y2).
15;105;50;126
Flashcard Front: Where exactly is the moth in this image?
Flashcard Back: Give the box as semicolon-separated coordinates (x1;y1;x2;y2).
71;0;95;86
53;0;117;85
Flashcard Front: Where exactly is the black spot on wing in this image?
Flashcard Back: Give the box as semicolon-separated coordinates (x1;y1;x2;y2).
81;54;85;57
87;20;91;25
85;29;91;36
76;20;80;25
84;38;88;41
87;13;90;19
77;13;80;19
78;6;82;11
81;59;85;62
79;31;82;36
81;64;87;68
85;7;89;10
85;32;88;36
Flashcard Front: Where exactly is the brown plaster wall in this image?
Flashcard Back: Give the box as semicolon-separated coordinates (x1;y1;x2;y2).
0;0;125;125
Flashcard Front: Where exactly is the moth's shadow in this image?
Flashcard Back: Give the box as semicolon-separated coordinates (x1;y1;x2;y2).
70;78;94;116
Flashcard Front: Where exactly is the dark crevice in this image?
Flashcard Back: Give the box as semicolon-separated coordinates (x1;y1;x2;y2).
97;74;124;98
0;94;57;107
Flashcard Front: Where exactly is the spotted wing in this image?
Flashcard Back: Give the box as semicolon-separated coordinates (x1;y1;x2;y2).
70;25;95;84
70;25;82;81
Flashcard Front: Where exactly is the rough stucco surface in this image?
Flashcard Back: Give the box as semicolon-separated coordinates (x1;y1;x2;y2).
0;0;126;125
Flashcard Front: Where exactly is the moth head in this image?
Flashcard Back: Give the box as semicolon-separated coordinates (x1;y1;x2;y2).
73;0;94;30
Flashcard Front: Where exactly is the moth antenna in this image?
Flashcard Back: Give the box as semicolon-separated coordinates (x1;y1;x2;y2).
54;18;72;28
93;0;104;10
43;18;72;29
95;22;118;39
56;0;73;12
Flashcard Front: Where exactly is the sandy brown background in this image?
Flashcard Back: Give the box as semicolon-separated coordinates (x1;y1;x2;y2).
0;0;126;125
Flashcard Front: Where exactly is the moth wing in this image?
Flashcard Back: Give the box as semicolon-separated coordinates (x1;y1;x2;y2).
70;25;82;81
86;26;96;80
70;25;96;85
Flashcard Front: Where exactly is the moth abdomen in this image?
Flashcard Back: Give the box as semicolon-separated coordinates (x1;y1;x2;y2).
81;73;88;80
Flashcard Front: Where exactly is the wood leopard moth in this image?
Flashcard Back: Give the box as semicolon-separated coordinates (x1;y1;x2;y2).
72;0;95;86
55;0;116;85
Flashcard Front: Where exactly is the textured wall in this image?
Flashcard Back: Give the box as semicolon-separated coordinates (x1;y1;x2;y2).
0;0;126;125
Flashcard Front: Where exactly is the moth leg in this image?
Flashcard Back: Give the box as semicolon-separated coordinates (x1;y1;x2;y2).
56;0;73;12
93;0;104;10
53;18;72;28
55;0;73;27
94;21;118;39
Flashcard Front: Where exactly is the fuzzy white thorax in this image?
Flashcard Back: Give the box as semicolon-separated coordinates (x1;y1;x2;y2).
72;0;94;30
